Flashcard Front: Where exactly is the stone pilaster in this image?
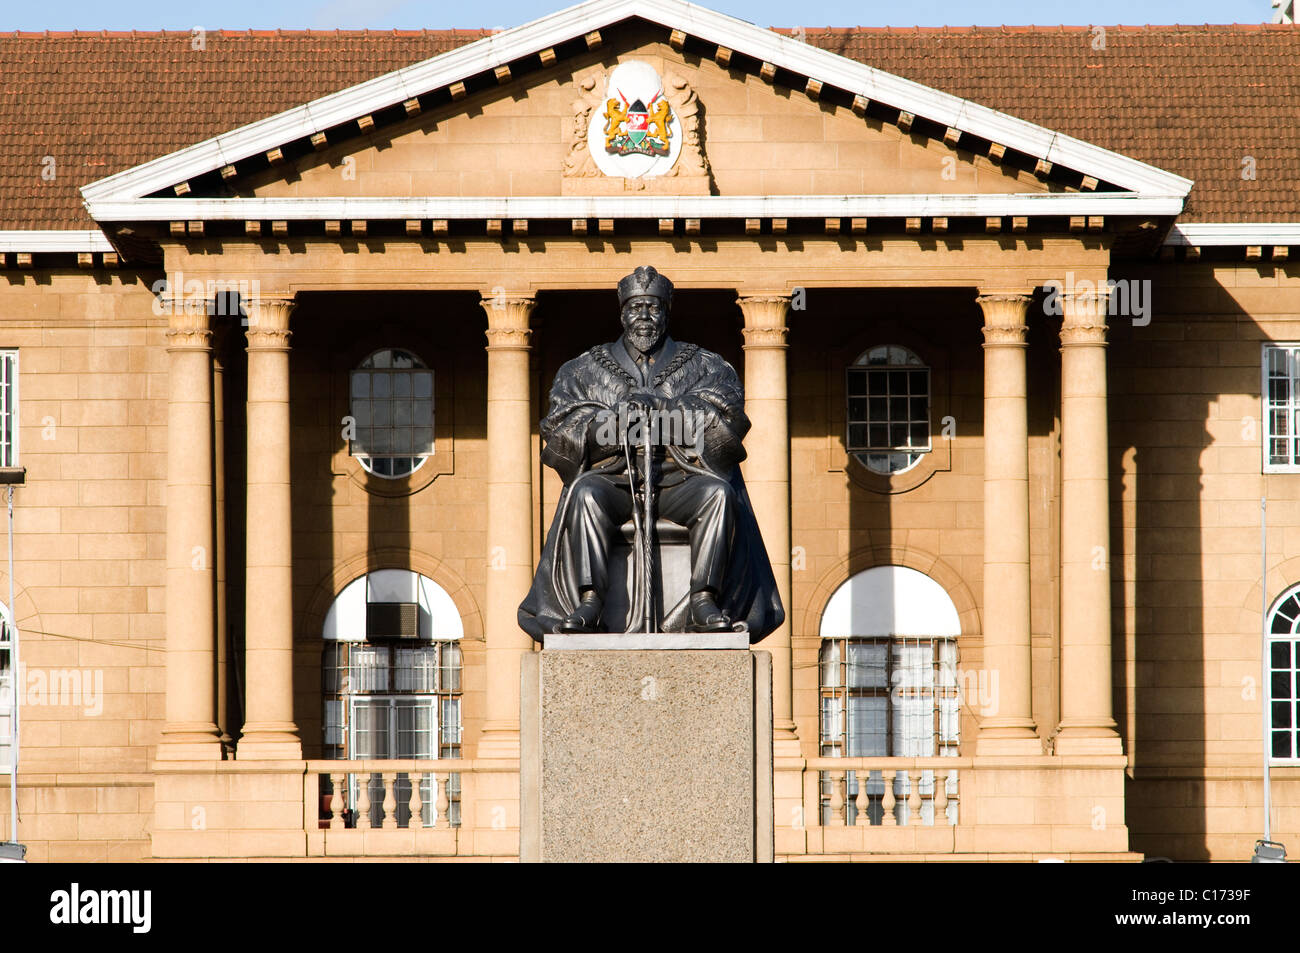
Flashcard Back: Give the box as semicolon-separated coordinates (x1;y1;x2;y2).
975;293;1041;756
477;292;537;760
1056;292;1123;755
737;294;799;757
238;295;301;760
159;304;223;760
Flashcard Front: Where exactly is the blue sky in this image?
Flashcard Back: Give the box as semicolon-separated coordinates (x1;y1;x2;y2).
1;0;1275;31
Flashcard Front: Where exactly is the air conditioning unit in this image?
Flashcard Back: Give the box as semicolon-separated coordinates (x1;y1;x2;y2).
366;602;419;641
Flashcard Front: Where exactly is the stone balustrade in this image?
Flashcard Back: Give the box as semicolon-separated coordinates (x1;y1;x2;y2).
808;757;962;828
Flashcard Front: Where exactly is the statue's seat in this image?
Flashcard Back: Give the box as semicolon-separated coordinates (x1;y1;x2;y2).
602;518;691;631
619;518;689;545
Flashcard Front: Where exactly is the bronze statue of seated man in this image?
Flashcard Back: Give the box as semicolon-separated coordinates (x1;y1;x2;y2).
518;265;784;642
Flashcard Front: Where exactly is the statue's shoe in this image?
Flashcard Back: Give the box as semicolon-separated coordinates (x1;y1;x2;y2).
555;592;604;633
687;592;732;632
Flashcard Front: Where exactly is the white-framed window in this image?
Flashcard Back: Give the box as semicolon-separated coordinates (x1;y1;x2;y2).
321;570;464;826
1263;344;1300;472
349;348;433;479
818;566;961;825
0;603;12;774
846;345;930;475
0;350;18;468
1267;585;1300;762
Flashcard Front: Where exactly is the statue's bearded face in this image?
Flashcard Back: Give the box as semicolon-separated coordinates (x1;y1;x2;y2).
621;294;668;353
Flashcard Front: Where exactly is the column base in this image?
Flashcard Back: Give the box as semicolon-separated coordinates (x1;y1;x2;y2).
156;741;225;761
975;725;1044;757
156;724;225;761
773;721;801;759
236;724;302;761
476;725;521;760
1054;725;1124;756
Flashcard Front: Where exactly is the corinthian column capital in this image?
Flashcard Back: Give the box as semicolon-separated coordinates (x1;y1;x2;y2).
164;309;213;352
480;292;537;349
244;294;296;350
1059;292;1110;348
976;292;1031;348
737;294;790;348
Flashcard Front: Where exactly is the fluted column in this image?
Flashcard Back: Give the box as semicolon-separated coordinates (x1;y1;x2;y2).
1056;291;1123;755
737;294;799;756
159;304;223;760
238;294;301;760
478;292;537;760
975;293;1041;756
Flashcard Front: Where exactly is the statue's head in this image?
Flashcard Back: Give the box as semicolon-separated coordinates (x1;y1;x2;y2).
617;266;672;354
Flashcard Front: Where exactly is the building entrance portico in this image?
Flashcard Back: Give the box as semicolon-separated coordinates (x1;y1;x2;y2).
141;233;1135;858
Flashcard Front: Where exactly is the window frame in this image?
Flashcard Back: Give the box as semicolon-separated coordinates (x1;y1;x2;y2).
1262;343;1300;473
845;344;932;477
0;601;13;775
0;349;18;470
1267;586;1300;764
818;635;960;760
349;347;434;481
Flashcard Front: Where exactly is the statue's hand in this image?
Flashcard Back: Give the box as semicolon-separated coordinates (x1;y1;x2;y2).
621;389;664;418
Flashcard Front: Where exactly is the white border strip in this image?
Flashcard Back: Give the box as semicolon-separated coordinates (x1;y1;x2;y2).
79;0;1192;206
85;191;1186;222
1166;223;1300;247
0;230;114;253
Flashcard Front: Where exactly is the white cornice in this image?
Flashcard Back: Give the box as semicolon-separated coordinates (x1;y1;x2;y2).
83;191;1187;223
78;0;1192;211
0;230;115;253
1165;223;1300;246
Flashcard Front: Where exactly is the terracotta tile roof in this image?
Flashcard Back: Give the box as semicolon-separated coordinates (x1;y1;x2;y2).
0;24;1295;230
0;30;491;230
795;24;1300;224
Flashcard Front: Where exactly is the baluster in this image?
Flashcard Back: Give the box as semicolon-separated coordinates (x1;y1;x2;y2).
935;770;949;826
882;771;898;826
908;770;924;825
435;772;451;830
853;769;869;826
408;772;424;830
328;773;345;830
382;771;398;829
356;773;372;829
828;770;845;826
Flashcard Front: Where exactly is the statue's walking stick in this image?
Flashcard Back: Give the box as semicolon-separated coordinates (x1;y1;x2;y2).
641;403;655;633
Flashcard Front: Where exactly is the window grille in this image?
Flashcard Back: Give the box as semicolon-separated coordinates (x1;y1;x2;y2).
322;640;462;827
1268;587;1300;761
818;636;958;824
350;347;433;479
846;345;929;475
0;351;18;468
0;612;12;774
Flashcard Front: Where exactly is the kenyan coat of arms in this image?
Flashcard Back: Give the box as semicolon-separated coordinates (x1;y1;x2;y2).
585;61;682;178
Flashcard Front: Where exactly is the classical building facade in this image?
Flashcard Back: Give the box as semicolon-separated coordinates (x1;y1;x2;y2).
0;0;1297;861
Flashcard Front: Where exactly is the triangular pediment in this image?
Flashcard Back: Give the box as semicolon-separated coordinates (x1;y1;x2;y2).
81;0;1192;229
234;29;1058;203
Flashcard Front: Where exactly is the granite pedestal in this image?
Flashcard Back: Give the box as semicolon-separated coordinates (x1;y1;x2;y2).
520;636;773;862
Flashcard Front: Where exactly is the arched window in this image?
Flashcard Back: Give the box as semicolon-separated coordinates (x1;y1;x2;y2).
845;345;930;475
819;566;960;824
1268;586;1300;761
321;570;463;826
349;348;434;479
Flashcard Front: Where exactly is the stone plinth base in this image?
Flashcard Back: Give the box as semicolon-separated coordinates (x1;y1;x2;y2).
521;643;773;862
